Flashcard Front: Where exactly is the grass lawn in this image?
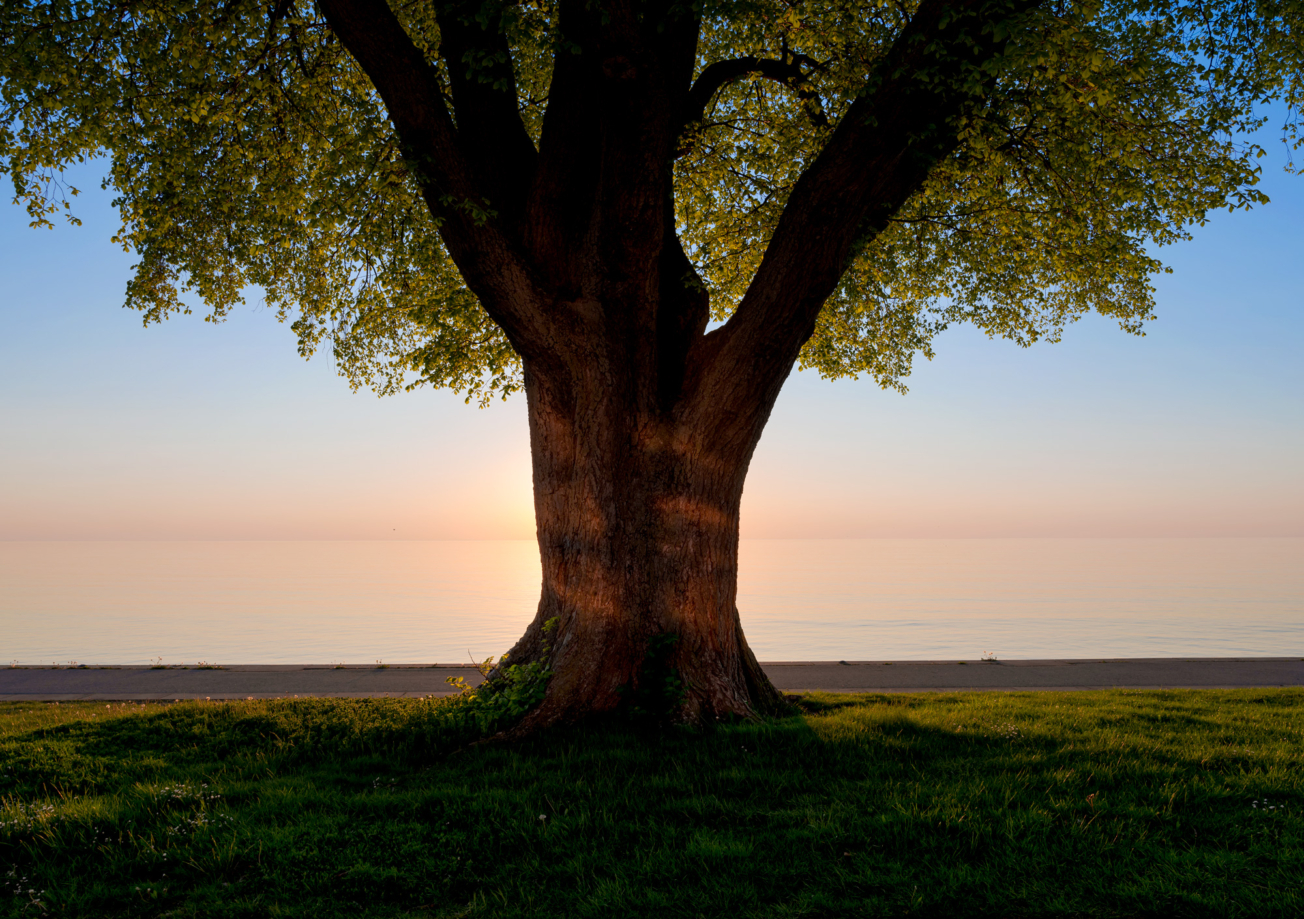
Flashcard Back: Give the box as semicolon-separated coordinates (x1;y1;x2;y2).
1;689;1300;918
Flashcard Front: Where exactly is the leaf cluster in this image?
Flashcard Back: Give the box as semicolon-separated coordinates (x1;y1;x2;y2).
679;0;1274;390
1;0;525;402
444;617;558;729
0;0;1292;397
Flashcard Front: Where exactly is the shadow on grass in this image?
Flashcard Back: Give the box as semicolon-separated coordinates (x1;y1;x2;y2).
0;691;1300;918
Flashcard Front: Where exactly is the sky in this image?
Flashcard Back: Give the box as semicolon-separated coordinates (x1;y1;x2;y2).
1;142;1302;541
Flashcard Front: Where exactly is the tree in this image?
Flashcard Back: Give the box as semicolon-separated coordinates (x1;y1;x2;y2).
1;0;1291;726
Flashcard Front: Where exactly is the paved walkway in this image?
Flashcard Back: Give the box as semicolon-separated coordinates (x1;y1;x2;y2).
1;658;1300;700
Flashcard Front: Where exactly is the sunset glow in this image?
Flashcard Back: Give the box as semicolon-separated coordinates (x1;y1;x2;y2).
2;155;1301;541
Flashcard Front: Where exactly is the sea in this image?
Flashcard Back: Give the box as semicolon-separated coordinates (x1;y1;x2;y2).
2;538;1301;665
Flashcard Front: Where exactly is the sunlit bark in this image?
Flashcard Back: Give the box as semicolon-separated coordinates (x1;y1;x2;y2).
497;349;789;726
319;0;1037;724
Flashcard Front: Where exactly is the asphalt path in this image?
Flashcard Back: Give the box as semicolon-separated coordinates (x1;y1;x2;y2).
1;658;1301;700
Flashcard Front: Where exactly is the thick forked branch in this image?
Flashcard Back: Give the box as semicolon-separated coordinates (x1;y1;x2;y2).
657;195;710;409
318;0;550;355
435;0;538;230
685;0;1040;426
519;0;610;288
525;0;700;295
678;54;828;152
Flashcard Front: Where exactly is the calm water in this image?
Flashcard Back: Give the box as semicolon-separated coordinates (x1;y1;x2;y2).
2;539;1301;664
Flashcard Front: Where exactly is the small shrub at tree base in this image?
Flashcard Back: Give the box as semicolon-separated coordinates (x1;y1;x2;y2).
446;618;559;730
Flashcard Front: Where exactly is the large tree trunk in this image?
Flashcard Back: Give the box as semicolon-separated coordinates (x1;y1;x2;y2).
318;0;1035;731
492;352;788;728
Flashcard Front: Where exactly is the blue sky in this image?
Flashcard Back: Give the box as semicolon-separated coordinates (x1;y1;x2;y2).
2;137;1301;539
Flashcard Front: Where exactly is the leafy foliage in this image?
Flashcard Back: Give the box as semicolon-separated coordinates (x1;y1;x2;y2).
0;0;1294;397
679;0;1277;389
0;0;524;403
619;632;690;720
445;617;558;728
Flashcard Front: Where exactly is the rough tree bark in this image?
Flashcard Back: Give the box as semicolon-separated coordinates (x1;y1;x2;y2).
506;323;792;726
319;0;1035;726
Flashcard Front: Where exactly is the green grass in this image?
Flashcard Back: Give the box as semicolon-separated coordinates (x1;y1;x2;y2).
1;690;1300;918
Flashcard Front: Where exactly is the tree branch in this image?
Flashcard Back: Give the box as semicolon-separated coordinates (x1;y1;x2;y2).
519;0;605;289
318;0;551;355
523;0;699;300
435;0;538;230
682;0;1041;425
678;54;829;155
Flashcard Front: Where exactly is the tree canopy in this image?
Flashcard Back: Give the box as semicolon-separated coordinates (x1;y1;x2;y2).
7;0;1304;725
3;0;1296;403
